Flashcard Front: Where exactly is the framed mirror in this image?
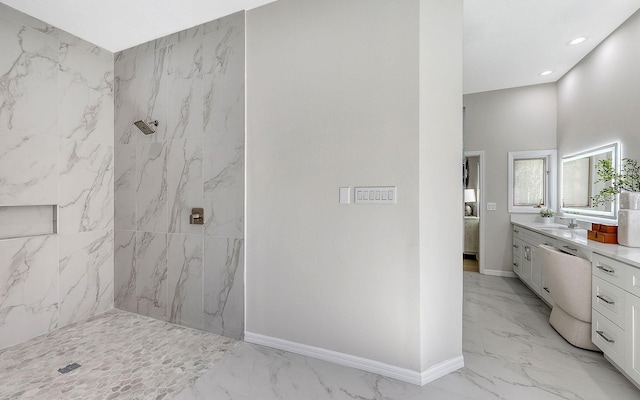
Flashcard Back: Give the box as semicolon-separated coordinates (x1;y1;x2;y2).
561;143;618;219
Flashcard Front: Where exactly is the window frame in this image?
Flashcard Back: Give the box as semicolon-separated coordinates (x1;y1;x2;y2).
508;150;557;214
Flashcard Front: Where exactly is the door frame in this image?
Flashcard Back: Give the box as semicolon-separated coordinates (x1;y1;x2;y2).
464;150;485;274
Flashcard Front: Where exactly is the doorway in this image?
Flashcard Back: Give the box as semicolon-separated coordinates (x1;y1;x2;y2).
463;150;485;274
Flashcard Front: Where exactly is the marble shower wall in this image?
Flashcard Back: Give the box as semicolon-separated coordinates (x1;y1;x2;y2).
114;12;245;339
0;4;114;350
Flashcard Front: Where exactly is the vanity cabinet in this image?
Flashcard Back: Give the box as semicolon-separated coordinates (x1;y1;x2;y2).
511;225;556;306
591;253;640;386
511;221;640;388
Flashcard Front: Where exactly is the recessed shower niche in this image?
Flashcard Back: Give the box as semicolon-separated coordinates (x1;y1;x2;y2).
0;205;57;240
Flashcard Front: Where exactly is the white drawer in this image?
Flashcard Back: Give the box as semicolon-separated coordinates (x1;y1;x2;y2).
540;279;554;307
512;253;522;277
592;310;626;368
512;225;522;239
539;235;557;248
592;276;626;328
512;239;522;255
521;227;541;244
556;239;591;261
593;253;627;288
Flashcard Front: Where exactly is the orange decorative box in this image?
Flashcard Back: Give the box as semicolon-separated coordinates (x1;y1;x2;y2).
588;229;618;244
593;224;617;234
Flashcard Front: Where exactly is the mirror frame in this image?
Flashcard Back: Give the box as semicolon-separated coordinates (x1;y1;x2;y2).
560;143;619;220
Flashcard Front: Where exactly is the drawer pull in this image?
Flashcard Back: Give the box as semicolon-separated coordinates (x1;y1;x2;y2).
596;265;615;274
596;330;615;344
562;245;578;252
514;229;519;234
513;262;519;267
596;295;615;305
544;242;553;246
513;244;519;249
543;287;550;293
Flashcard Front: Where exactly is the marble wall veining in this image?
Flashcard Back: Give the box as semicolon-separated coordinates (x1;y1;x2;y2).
114;12;245;339
0;4;115;350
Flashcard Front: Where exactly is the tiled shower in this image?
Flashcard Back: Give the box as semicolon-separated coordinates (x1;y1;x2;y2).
113;12;245;339
0;4;245;350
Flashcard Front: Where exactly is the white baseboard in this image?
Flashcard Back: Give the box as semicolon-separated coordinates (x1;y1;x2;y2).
420;355;465;385
244;332;464;386
483;269;517;278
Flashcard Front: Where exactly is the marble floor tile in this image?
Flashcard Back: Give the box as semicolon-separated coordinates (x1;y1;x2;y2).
175;271;640;400
2;272;639;400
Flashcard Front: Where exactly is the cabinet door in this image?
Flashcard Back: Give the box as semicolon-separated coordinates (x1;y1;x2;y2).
520;242;533;285
626;292;640;385
530;245;542;293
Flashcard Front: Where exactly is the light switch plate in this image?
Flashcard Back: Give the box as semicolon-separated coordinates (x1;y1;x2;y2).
487;202;497;211
354;187;396;204
339;187;350;204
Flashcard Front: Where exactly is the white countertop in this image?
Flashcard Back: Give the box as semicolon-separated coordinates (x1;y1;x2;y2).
512;221;640;269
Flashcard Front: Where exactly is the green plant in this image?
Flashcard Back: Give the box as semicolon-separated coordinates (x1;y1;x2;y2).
540;207;554;217
592;158;640;207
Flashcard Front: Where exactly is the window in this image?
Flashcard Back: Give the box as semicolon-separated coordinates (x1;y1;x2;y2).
508;150;557;213
513;158;546;206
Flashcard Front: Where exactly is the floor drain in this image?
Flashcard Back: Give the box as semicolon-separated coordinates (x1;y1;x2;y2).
58;363;81;374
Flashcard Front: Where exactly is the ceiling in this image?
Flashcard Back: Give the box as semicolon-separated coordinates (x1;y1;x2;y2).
464;0;640;94
1;0;639;94
0;0;277;53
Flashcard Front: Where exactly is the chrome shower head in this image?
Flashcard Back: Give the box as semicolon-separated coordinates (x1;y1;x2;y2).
134;120;158;135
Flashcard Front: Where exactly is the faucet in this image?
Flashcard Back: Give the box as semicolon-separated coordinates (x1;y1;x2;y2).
560;217;579;229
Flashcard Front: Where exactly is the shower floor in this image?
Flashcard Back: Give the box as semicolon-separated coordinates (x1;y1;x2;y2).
0;309;238;400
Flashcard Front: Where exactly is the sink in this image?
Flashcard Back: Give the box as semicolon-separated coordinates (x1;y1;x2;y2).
540;226;571;231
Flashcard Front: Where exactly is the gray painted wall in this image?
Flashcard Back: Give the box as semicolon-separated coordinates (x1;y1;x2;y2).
463;84;557;273
246;0;463;374
113;12;245;339
558;9;640;162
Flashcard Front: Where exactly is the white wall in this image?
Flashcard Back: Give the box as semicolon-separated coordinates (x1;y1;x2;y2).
558;9;640;162
463;84;557;273
419;0;464;371
246;0;463;377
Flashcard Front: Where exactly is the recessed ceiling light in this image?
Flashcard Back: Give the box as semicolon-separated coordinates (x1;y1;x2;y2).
539;70;553;76
568;37;587;46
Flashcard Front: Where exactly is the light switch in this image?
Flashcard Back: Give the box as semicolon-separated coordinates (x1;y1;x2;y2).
487;202;497;211
339;187;350;204
354;187;396;204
